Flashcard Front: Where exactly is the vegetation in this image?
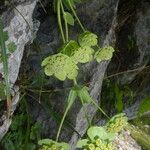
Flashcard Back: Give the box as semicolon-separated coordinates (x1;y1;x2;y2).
0;0;149;150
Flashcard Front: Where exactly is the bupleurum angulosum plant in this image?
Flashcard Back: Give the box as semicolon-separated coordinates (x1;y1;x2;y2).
38;0;127;150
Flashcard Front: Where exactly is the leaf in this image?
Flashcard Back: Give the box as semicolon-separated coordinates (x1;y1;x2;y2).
87;126;108;141
0;82;6;100
59;40;79;56
63;0;76;10
67;88;77;109
115;84;123;112
71;46;94;64
7;42;16;53
77;86;92;104
78;31;98;47
74;0;81;3
64;12;75;26
58;142;71;150
94;46;115;62
76;139;89;148
138;97;150;115
3;31;9;42
38;139;55;146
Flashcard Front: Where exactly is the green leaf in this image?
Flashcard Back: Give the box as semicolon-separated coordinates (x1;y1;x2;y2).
138;97;150;115
76;139;89;148
41;53;78;81
63;0;76;10
115;84;123;112
58;142;71;150
78;31;98;47
71;46;94;64
87;126;108;141
64;12;75;26
77;86;92;104
0;82;6;100
94;46;115;62
67;88;77;109
60;40;79;56
3;31;9;42
7;42;17;53
38;139;55;146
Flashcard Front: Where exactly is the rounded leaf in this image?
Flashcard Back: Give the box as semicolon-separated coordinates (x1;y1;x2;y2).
94;46;115;62
76;139;89;148
42;53;78;81
78;31;98;47
71;46;94;64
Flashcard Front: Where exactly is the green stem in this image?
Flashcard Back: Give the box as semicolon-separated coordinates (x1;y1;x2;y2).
68;0;85;32
80;98;91;127
0;19;11;116
60;1;69;42
57;0;66;43
91;98;110;119
24;99;31;150
56;103;70;142
73;78;77;85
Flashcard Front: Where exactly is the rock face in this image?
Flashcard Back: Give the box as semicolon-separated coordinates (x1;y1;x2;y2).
0;0;37;140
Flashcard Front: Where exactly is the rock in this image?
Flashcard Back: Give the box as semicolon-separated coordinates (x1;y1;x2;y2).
0;0;38;140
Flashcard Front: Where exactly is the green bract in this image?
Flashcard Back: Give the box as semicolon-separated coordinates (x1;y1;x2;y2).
78;31;98;47
60;40;79;56
41;53;78;81
71;46;94;64
38;139;71;150
94;46;115;62
106;113;128;133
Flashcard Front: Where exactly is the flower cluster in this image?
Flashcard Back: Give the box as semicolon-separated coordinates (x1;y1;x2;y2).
77;126;116;150
82;139;115;150
38;139;70;150
106;113;128;133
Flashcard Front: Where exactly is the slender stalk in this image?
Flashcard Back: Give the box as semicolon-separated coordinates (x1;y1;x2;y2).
68;0;85;32
0;19;11;116
80;98;91;127
39;0;47;14
57;0;66;43
60;1;69;42
24;98;31;150
73;78;77;85
91;98;110;119
56;103;70;142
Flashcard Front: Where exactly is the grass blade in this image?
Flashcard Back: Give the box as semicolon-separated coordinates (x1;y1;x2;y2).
0;19;11;115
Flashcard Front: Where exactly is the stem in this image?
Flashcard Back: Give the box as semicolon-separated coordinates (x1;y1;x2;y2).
56;104;70;142
80;98;91;127
0;19;11;116
24;99;31;150
60;1;69;42
91;98;110;119
57;0;66;43
73;78;77;85
68;0;85;32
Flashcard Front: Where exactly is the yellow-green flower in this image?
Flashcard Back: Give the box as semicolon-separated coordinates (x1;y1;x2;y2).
88;143;95;150
106;113;128;133
41;53;78;81
94;46;115;62
78;31;98;47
